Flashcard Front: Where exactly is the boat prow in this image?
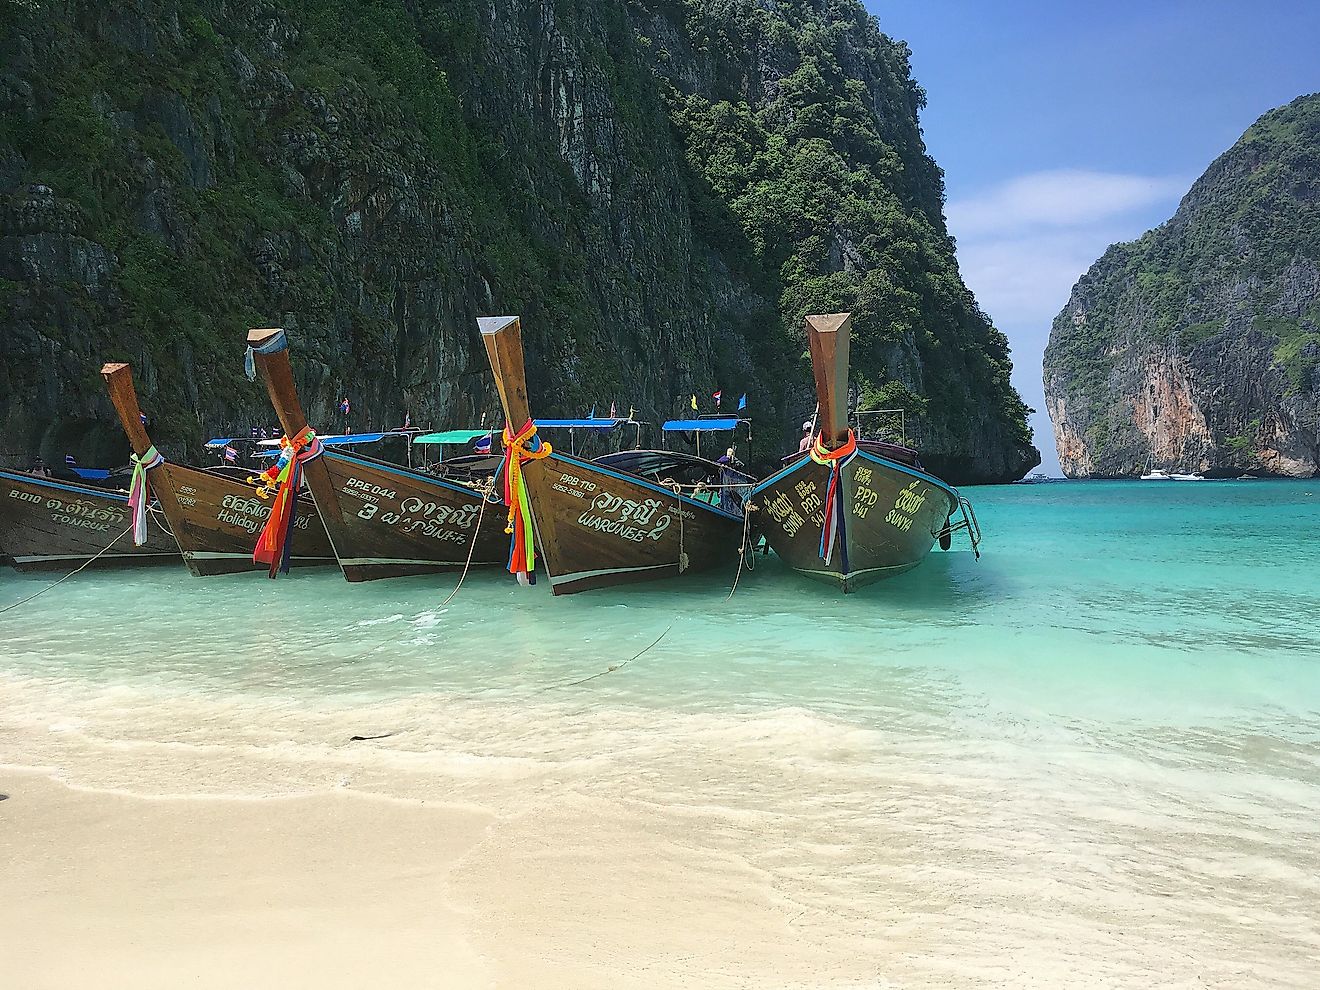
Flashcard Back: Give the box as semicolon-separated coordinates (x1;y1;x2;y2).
100;361;336;576
750;312;973;592
479;315;751;594
246;327;508;581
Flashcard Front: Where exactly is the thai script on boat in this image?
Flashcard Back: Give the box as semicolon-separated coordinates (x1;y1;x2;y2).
40;496;124;532
575;490;672;542
353;494;479;544
553;472;598;499
763;490;806;537
883;480;928;533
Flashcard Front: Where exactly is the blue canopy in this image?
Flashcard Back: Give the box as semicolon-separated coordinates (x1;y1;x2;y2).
534;418;622;431
206;431;400;449
71;467;111;480
662;418;744;432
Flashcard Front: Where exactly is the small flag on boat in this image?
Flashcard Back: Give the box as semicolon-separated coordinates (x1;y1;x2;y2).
259;427;269;439
738;393;747;411
223;445;238;463
339;397;350;415
250;426;261;438
690;394;697;411
712;390;722;408
139;412;148;424
474;435;492;454
64;453;76;466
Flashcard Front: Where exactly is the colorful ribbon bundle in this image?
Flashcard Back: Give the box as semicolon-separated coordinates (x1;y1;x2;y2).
127;445;165;546
249;427;322;578
809;429;858;568
500;419;551;585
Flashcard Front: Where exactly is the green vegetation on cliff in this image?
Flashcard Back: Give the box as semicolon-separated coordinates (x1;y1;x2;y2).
0;0;1036;481
1044;93;1320;478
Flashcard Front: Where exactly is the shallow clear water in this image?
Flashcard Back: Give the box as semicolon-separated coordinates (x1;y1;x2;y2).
3;479;1319;985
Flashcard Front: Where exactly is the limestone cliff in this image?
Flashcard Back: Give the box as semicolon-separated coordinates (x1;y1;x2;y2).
0;0;1037;482
1044;94;1320;478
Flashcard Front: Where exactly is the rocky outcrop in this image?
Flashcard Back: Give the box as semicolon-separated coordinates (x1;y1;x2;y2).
0;0;1037;482
1044;94;1320;478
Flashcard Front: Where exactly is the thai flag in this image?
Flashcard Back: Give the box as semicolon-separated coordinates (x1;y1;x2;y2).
139;412;148;424
339;397;350;415
64;453;77;466
712;390;722;408
474;435;492;454
223;445;238;463
250;426;261;438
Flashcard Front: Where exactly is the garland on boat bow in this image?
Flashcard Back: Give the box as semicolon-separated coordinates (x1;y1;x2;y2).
127;445;164;546
500;419;551;585
249;427;322;578
809;430;857;568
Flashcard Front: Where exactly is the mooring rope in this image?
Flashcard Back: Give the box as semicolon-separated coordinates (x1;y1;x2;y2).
724;501;757;602
436;490;493;609
0;523;135;616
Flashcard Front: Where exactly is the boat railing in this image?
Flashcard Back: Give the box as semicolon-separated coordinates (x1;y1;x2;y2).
854;408;921;447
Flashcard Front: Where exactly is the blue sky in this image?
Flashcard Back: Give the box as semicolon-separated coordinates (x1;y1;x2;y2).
866;0;1320;474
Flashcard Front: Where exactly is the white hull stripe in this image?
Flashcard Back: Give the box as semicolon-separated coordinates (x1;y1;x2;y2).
795;562;919;583
549;563;677;586
11;552;176;563
337;557;466;567
185;551;337;562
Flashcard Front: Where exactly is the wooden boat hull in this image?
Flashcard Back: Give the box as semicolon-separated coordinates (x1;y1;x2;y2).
0;469;178;571
522;451;745;595
146;461;336;577
751;448;958;592
302;450;508;582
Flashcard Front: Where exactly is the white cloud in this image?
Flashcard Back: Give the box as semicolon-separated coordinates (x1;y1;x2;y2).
942;169;1190;475
946;169;1188;238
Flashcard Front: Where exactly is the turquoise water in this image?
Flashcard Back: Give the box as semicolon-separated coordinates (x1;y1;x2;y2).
3;479;1319;984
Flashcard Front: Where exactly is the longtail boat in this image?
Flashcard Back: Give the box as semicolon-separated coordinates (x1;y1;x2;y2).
478;315;754;595
101;362;336;577
0;467;178;571
750;313;980;591
246;327;508;581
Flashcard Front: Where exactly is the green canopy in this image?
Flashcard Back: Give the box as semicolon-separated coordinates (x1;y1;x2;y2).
411;430;492;445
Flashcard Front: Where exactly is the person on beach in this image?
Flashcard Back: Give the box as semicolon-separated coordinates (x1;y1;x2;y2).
798;421;813;452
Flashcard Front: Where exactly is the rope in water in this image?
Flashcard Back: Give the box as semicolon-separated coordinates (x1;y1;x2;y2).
435;489;493;610
0;523;135;616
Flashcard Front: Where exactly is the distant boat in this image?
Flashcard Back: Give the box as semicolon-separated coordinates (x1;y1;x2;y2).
1170;472;1207;481
1015;472;1051;484
1140;468;1171;480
